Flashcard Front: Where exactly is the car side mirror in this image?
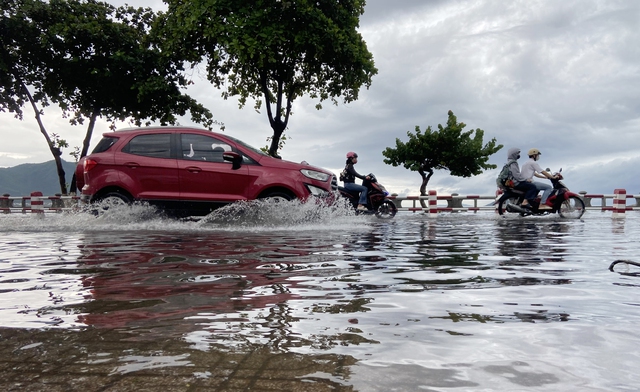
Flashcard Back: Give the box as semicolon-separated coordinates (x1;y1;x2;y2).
223;151;242;170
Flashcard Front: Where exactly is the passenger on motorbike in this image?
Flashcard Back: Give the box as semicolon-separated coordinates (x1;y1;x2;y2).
521;148;558;210
505;147;538;210
343;152;370;211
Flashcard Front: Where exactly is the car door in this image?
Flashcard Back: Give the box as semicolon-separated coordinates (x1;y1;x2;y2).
116;132;180;200
115;133;180;200
178;133;253;202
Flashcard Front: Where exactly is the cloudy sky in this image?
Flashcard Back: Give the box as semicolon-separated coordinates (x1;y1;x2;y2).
2;0;639;196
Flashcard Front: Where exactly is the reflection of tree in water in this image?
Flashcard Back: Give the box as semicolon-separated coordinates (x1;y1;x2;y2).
413;220;484;269
430;307;570;326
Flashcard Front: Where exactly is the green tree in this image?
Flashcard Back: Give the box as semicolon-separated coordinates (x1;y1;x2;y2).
383;110;503;196
158;0;377;157
2;0;216;194
35;0;216;193
1;0;69;194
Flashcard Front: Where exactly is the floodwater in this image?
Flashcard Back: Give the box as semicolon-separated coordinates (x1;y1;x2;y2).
0;200;638;391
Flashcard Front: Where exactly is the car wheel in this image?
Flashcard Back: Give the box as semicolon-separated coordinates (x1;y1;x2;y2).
96;191;133;206
260;191;294;202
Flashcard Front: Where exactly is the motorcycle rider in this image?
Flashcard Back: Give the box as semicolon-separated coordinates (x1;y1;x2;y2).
505;147;538;210
521;148;557;210
343;152;370;211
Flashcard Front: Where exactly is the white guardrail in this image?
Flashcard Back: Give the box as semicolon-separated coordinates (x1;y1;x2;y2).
387;189;635;217
0;192;82;214
0;189;636;216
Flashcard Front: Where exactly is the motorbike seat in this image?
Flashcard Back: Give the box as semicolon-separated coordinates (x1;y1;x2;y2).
338;186;361;197
505;187;525;195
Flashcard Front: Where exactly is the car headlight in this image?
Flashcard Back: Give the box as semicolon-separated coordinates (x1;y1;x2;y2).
306;184;330;197
300;169;330;182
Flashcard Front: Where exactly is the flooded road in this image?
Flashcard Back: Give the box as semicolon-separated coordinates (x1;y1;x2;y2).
0;202;638;391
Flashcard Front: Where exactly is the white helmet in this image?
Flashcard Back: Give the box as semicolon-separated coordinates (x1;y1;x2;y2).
528;148;541;157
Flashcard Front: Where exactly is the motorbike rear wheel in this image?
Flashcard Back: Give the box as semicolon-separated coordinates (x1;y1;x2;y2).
559;195;585;219
375;200;397;219
497;196;520;216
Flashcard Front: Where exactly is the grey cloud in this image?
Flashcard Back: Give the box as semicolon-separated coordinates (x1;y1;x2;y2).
2;0;639;198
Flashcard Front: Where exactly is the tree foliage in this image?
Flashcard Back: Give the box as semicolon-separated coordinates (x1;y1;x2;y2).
39;0;214;131
1;0;215;194
383;110;503;195
158;0;377;157
1;0;68;193
1;0;47;117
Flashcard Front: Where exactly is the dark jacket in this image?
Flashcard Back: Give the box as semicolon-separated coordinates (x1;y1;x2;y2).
343;163;366;183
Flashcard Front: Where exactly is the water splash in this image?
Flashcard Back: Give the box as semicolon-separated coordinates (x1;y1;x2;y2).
0;197;368;233
197;197;360;230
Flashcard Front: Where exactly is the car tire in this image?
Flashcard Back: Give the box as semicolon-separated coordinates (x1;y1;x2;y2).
95;190;133;206
260;191;294;202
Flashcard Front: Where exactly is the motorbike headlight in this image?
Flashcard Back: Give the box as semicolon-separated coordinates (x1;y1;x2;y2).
301;169;330;182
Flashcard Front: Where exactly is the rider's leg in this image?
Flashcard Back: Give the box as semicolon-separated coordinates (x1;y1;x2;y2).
535;182;553;204
359;188;368;206
516;182;537;207
345;182;368;208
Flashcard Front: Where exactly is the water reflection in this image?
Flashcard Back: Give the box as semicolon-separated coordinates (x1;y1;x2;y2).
0;211;639;390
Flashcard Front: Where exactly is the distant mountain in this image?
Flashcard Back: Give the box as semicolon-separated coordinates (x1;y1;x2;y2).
0;160;78;196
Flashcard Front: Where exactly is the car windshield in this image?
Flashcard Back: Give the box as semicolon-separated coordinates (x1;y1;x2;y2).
224;134;269;157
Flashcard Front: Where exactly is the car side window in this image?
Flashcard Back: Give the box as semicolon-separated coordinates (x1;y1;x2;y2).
180;134;232;163
122;134;172;158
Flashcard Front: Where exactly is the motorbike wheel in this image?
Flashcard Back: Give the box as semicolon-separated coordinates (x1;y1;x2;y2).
497;196;520;216
559;195;585;219
375;200;397;219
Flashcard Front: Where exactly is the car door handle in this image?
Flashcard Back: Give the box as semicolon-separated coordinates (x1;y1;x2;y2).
124;162;140;168
185;166;201;173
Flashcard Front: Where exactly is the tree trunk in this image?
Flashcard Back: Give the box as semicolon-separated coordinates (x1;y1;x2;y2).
69;108;99;194
260;70;292;158
22;82;67;195
418;168;434;208
268;122;285;158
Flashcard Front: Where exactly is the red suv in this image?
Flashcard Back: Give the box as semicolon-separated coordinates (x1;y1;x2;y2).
76;127;335;216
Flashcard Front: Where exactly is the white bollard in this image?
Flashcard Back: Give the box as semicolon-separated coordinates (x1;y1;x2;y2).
428;190;438;217
31;191;44;216
612;189;626;218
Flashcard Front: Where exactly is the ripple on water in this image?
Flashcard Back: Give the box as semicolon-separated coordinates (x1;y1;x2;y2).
0;210;639;389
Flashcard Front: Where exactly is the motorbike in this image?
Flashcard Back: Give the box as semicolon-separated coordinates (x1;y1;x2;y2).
337;173;398;219
496;169;585;219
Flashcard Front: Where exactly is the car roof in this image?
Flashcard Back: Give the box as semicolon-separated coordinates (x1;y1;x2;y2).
102;126;219;137
115;126;210;133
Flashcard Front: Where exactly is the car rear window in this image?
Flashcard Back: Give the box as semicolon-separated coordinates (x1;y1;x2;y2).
91;136;118;154
122;134;172;158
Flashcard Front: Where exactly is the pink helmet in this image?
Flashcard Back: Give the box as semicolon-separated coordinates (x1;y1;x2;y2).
346;151;358;159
